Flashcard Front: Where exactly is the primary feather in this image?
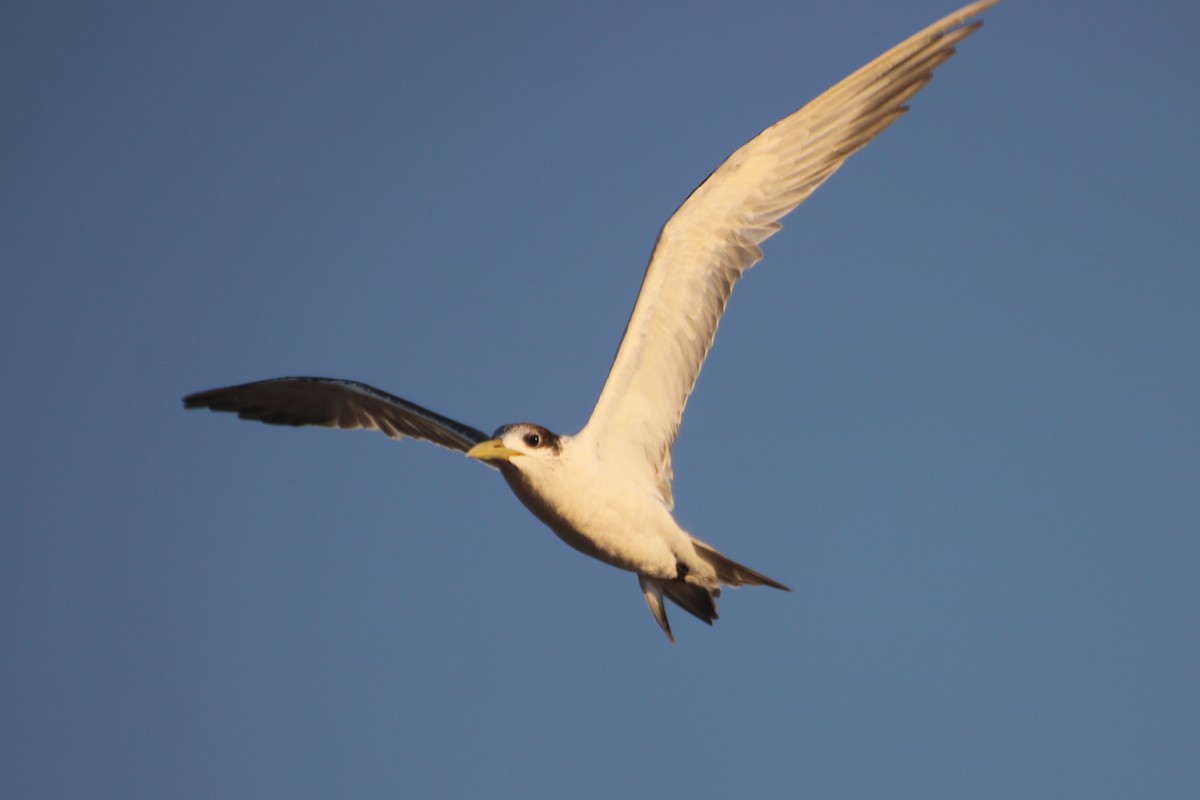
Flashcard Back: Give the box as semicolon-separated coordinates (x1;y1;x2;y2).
183;377;488;453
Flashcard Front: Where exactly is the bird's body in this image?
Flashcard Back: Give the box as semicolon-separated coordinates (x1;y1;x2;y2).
488;429;682;578
184;1;999;641
466;422;789;637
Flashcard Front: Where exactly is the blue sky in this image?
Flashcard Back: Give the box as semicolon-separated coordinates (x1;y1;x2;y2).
4;1;1198;797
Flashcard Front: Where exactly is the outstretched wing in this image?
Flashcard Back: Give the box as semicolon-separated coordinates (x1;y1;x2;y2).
579;1;997;506
183;377;489;453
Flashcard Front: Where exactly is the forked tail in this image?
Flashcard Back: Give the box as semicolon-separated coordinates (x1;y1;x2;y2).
638;541;789;642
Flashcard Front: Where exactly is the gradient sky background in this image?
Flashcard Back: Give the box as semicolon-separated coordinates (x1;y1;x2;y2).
5;1;1198;797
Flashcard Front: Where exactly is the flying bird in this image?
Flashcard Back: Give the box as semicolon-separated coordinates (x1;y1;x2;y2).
184;1;998;641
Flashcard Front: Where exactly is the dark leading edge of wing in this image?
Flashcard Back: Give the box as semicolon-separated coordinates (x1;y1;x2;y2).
182;377;489;453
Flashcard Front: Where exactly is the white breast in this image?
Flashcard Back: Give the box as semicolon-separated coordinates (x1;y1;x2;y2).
498;437;694;578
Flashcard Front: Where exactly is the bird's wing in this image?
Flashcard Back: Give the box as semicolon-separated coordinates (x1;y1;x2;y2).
579;0;997;506
183;377;490;454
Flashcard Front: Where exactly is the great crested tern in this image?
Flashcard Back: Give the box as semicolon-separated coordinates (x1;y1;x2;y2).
185;1;999;641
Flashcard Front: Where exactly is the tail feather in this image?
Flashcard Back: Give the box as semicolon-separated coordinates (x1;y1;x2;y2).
638;576;721;643
638;576;674;643
692;540;791;591
661;580;718;625
638;541;788;641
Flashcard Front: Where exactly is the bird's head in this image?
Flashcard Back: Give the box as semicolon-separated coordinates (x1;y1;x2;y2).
465;423;562;469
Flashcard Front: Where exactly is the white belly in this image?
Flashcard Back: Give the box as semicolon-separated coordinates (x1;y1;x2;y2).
499;460;686;578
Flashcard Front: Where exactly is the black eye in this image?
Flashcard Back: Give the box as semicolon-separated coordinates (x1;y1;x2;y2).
524;432;541;447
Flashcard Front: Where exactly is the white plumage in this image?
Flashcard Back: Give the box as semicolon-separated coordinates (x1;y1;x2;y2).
185;1;999;641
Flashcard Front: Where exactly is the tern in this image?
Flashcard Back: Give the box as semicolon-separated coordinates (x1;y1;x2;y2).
185;1;998;641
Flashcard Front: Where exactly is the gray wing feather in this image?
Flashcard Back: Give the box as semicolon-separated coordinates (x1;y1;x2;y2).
183;377;489;453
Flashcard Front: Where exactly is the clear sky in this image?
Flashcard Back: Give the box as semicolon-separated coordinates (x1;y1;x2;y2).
5;1;1198;797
